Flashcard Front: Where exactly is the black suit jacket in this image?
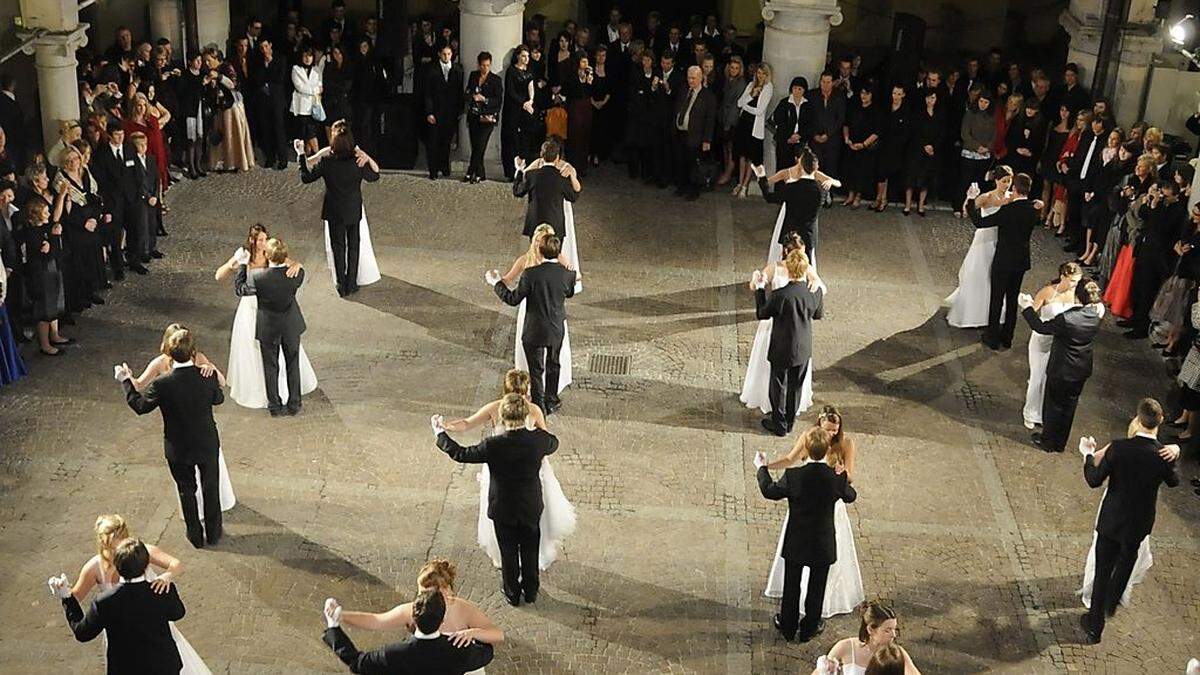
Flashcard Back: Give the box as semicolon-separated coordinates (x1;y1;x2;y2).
673;86;717;148
968;198;1037;272
771;97;815;149
760;177;823;252
1085;436;1179;544
1022;304;1102;382
513;165;580;237
465;70;503;121
755;281;824;368
300;154;380;223
424;62;464;124
758;462;857;566
124;365;223;464
63;582;185;675
90;143;137;204
324;626;493;675
437;428;558;526
249;55;291;106
1069;131;1105;190
239;265;306;343
494;261;576;346
132;153;159;204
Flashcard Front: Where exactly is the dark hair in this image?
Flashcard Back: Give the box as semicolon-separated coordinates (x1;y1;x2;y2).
1137;398;1164;430
864;644;906;675
0;179;14;194
412;589;446;634
1023;98;1039;111
782;231;805;256
1159;179;1178;194
113;539;150;579
798;146;817;173
1174;162;1195;185
539;235;562;260
859;602;898;643
540;138;560;161
330;127;356;158
817;405;845;447
1012;173;1032;196
1051;260;1082;287
477;50;492;65
1075;278;1101;304
1064;62;1079;74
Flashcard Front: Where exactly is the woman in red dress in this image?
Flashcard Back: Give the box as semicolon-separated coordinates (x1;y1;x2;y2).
122;92;171;190
1050;109;1091;236
1103;154;1156;318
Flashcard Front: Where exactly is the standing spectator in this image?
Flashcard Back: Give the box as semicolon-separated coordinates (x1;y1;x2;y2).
716;56;746;186
502;45;537;180
1079;128;1125;268
90;123;134;279
0;73;26;169
771;76;813;175
1041;104;1073;225
906;88;944;216
205;48;254;173
564;54;595;173
291;47;324;157
1052;63;1091;119
672;66;716;201
732;63;773;196
321;44;354;142
957;85;995;216
588;44;614;167
1064;114;1108;255
53;146;107;314
319;0;351;49
626;50;659;183
842;85;881;209
874;84;911;213
1124;180;1188;338
464;51;503;184
21;199;69;355
250;39;291;171
1010;98;1045;180
0;179;25;339
651;52;683;189
351;38;386;158
810;71;845;182
423;45;463;181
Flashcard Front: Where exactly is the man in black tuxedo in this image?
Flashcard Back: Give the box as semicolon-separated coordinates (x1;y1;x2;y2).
756;428;856;642
771;77;814;172
299;127;381;297
250;38;292;171
90;122;138;278
238;238;306;416
1021;279;1103;453
968;172;1037;350
1077;398;1180;643
754;250;824;436
651;52;683;188
322;590;494;673
50;539;186;674
424;45;464;180
490;235;576;414
435;395;559;605
513;139;581;238
671;66;717;200
128;131;162;266
118;328;224;547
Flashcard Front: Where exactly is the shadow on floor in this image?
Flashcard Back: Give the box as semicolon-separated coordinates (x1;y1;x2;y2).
350;275;509;356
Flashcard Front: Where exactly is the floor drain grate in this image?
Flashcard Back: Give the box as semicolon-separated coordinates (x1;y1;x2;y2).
589;354;630;376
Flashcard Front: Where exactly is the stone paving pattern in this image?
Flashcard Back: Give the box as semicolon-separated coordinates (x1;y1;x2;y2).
0;166;1197;674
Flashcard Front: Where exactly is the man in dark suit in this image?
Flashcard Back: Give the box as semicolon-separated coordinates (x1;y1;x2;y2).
298;126;381;296
435;394;559;605
1063;114;1109;255
490;236;576;413
118;327;224;547
754;250;824;436
128;131;162;266
1122;180;1188;338
90;122;138;278
424;45;464;180
968;172;1038;350
1021;279;1103;453
50;539;187;674
756;427;856;642
250;38;292;171
651;52;684;188
671;65;717;200
1077;398;1179;643
513;139;581;238
810;72;845;179
238;238;306;417
771;77;814;172
323;589;494;674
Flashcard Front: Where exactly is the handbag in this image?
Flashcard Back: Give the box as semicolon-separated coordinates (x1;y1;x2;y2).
311;96;327;123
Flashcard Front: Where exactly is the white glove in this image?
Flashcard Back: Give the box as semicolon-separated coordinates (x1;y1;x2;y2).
430;414;445;436
113;363;132;382
1017;293;1034;310
293;139;305;157
966;182;981;200
514;157;526;172
1078;436;1097;457
752;451;767;469
752;164;766;178
48;573;71;599
323;598;342;628
815;656;839;674
750;270;766;290
234;247;251;266
1185;657;1199;675
484;270;501;286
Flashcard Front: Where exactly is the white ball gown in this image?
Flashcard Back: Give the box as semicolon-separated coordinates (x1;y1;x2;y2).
1022;301;1073;426
740;201;816;415
1077;490;1153;609
475;422;577;570
764;497;864;618
514;202;580;394
225;256;319;409
945;201;1004;328
90;560;212;674
323;207;382;287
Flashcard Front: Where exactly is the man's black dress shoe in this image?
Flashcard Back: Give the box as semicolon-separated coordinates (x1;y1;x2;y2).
150;250;165;259
186;532;205;549
797;620;825;643
1078;614;1101;644
129;262;149;275
504;592;521;607
269;408;284;417
761;418;787;437
772;614;795;641
544;399;562;415
523;591;537;604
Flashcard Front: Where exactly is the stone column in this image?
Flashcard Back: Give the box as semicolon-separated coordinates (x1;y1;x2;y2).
19;25;89;156
1060;0;1162;128
457;0;526;165
149;0;185;54
760;0;843;172
195;0;230;52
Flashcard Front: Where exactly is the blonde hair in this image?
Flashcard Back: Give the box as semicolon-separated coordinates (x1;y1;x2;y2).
503;369;531;397
417;558;457;591
159;322;184;356
265;238;287;264
755;62;772;87
1143;126;1163;147
526;224;555;266
783;247;809;280
499;392;529;427
94;514;131;574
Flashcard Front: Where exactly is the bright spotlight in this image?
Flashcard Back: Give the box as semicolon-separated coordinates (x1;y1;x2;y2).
1170;15;1194;46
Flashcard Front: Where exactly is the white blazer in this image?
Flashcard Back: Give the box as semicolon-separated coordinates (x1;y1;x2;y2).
736;81;773;140
290;65;323;116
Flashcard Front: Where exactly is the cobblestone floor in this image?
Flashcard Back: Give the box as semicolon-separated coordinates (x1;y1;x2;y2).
0;164;1197;674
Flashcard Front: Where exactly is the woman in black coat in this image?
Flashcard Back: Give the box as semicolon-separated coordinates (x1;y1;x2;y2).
321;44;354;137
874;84;911;212
351;38;386;156
502;45;537;180
626;51;659;183
464;51;503;183
841;86;881;209
905;88;944;216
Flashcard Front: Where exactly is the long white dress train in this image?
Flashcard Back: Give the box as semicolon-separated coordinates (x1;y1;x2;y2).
1077;490;1153;609
946;202;1003;328
475;424;576;570
191;449;236;520
764;500;864;618
323;207;381;287
561;201;582;294
94;562;211;674
1022;301;1073;426
226;260;319;409
740;264;818;415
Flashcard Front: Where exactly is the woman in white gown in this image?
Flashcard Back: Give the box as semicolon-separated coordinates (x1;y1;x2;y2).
443;369;577;570
214;225;319;409
502;224;576;396
741;233;824;416
810;603;923;675
66;514;211;674
1022;262;1082;429
764;406;864;617
946;166;1013;328
337;559;503;675
131;325;236;516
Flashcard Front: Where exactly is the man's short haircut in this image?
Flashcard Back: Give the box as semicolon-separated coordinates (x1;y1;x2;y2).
540;138;560;161
1012;173;1032;196
1137;398;1164;430
539;235;562;260
266;237;288;264
165;327;196;362
0;179;15;195
412;589;446;634
113;539;151;580
1064;62;1079;74
477;51;492;64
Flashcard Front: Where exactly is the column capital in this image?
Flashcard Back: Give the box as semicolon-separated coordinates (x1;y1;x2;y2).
18;23;88;59
460;0;526;18
762;0;843;30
